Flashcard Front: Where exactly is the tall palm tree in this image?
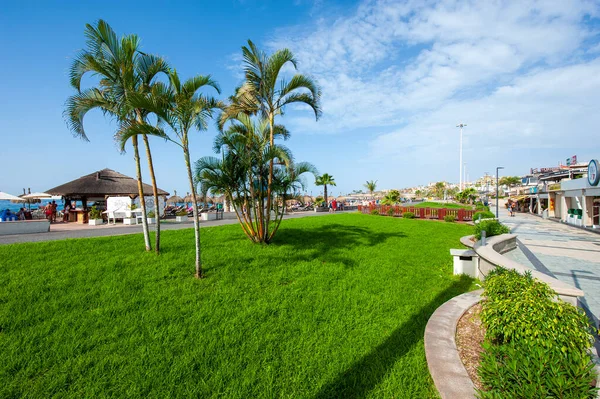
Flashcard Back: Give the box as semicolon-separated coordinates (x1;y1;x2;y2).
65;20;169;252
121;70;222;278
316;174;336;205
364;180;377;199
220;40;321;240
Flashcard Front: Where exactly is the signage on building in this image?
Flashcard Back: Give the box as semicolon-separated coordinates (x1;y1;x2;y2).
530;167;560;174
588;159;600;186
566;155;577;166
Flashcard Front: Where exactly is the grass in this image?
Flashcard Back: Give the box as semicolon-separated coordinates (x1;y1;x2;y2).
0;213;474;398
413;201;472;209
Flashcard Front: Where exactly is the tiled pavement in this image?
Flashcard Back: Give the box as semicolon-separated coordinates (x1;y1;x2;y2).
499;204;600;327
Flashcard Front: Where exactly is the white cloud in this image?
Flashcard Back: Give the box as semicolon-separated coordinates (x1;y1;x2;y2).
268;0;600;135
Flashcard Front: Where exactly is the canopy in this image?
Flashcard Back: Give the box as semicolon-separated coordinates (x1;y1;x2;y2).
46;168;169;199
0;191;26;201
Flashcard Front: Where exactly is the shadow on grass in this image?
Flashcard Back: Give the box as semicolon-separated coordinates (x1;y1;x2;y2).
269;224;407;268
313;274;474;399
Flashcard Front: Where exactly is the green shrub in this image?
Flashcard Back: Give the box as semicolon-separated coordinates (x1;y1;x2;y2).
176;210;188;216
477;268;598;398
475;202;490;212
88;206;102;220
481;268;594;352
473;210;495;220
370;209;379;216
386;208;395;217
403;212;415;219
474;220;509;240
478;341;598;399
443;215;456;222
147;211;156;218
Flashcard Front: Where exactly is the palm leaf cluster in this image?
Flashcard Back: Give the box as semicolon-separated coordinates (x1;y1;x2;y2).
65;20;170;252
197;40;321;244
196;114;317;243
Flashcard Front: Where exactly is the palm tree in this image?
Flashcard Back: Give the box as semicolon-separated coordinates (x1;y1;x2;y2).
434;181;446;199
381;189;400;205
364;180;377;198
220;40;321;240
315;174;336;205
196;114;312;243
121;70;222;278
65;20;169;252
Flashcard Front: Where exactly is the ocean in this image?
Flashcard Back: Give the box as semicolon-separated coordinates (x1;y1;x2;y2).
0;199;86;213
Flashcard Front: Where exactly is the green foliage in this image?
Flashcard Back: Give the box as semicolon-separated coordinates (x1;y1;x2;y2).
147;211;156;218
381;190;400;205
364;180;377;195
499;176;522;187
88;206;102;220
473;211;495;220
386;208;395;217
0;214;474;398
478;341;598;399
475;202;490;212
443;215;456;223
456;188;478;204
176;210;188;216
403;211;415;219
474;220;509;240
478;268;598;398
370;209;380;216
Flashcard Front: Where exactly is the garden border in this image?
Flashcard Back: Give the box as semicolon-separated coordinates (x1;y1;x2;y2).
424;289;483;399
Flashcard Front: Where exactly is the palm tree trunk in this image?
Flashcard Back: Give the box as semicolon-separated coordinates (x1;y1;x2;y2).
324;184;328;205
142;133;161;254
132;136;152;251
264;113;275;242
183;144;203;278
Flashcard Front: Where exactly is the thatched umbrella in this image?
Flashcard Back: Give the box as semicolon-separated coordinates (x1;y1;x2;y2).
302;195;314;204
167;190;184;204
46;169;169;200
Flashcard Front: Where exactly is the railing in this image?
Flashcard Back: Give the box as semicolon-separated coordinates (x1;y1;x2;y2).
357;205;475;221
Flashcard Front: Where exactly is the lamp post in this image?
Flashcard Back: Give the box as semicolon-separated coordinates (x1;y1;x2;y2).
456;123;467;190
496;166;504;218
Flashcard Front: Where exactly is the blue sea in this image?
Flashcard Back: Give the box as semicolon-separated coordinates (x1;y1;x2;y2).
0;199;86;212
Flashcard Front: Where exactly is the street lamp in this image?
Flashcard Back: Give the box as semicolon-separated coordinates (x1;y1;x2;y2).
456;123;467;190
496;166;504;218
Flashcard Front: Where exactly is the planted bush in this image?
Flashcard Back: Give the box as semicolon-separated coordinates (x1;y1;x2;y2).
370;209;379;216
473;210;495;221
402;212;415;219
443;215;456;223
386;208;395;217
477;268;598;398
474;220;509;240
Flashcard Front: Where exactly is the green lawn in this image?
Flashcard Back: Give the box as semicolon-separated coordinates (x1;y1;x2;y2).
0;213;474;398
413;201;472;209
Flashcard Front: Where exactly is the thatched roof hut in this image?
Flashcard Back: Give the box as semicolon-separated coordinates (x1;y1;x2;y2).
46;169;169;200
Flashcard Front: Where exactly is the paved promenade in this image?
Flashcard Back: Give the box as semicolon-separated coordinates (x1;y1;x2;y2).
498;204;600;327
0;211;339;245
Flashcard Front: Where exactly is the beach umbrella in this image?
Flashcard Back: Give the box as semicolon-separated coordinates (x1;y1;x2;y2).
23;192;52;199
167;195;184;204
0;191;26;201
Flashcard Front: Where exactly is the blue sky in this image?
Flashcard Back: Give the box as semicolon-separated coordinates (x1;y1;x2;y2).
1;0;600;197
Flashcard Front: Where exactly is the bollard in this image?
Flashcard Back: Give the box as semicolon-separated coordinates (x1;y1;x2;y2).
481;230;486;246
